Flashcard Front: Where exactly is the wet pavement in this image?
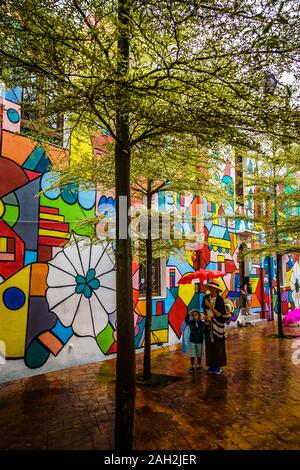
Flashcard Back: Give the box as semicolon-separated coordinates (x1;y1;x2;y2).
0;322;300;450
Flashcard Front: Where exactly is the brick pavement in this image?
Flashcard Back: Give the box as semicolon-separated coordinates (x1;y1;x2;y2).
0;322;300;450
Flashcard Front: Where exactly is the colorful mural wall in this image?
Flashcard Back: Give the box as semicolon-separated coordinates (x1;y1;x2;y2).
0;86;295;383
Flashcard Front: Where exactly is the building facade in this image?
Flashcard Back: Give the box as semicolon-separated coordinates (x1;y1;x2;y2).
0;86;299;383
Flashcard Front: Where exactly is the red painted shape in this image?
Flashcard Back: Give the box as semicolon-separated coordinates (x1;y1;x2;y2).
0;220;24;279
38;245;52;262
107;341;117;354
225;260;236;273
39;206;60;215
168;296;187;338
156;301;163;315
133;288;139;307
0;158;29;197
38;236;67;247
24;169;41;181
39;220;69;232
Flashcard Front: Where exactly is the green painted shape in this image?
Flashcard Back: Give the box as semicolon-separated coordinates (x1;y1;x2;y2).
40;193;94;236
25;339;50;369
96;323;114;354
152;314;168;330
3;204;19;227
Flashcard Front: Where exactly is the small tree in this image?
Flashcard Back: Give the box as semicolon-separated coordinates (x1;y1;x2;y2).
130;136;229;381
241;143;300;337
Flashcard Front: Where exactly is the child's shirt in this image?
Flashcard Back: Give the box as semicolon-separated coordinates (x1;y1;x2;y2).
185;315;205;344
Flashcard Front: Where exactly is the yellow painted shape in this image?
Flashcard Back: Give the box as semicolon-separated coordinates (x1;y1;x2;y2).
217;255;225;262
178;284;195;306
0;200;4;218
40;213;64;222
0;237;7;253
185;251;194;266
0;265;31;358
39;228;70;239
151;329;168;344
70;121;94;165
215;276;226;294
250;277;259;293
208;237;231;249
286;269;292;286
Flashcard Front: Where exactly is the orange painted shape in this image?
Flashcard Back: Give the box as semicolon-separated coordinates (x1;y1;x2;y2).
30;263;49;296
44;145;69;169
135;299;146;317
38;331;63;356
1;131;37;165
251;294;261;308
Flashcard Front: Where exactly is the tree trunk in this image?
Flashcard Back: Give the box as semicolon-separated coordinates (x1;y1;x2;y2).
276;253;284;338
143;181;153;381
114;0;136;451
273;169;284;338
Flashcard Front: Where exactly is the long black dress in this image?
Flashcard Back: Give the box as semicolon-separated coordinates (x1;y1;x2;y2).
202;294;227;368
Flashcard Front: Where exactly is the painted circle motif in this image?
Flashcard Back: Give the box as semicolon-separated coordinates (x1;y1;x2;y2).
3;287;26;310
7;108;20;124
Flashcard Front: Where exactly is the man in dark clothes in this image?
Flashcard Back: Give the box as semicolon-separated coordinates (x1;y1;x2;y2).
202;280;227;375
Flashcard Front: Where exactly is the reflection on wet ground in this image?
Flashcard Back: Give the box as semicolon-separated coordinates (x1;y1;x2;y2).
0;323;300;449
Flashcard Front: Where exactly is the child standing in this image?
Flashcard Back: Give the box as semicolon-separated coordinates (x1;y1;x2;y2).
184;309;205;373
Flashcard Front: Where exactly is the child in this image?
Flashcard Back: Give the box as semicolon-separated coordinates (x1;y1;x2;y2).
184;309;205;373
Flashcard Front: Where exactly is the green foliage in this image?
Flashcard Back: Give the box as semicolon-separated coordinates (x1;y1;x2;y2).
1;0;299;152
242;142;300;258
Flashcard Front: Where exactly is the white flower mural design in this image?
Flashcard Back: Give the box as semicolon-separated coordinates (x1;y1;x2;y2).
290;261;300;308
47;234;116;338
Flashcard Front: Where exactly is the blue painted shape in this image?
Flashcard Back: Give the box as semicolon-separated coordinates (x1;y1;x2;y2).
164;288;176;312
23;145;45;171
3;287;25;310
170;286;179;298
152;314;168;330
209;225;230;241
61;184;78;204
41;171;60;199
7;108;20;124
24;250;37;265
51;319;73;344
134;317;145;348
205;219;213;231
167;255;194;275
187;293;201;311
205;261;218;270
14;178;40;251
4;87;22;103
158;192;165;209
35;152;52;173
78;187;96;210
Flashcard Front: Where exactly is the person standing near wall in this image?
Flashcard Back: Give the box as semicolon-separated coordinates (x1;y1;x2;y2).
241;276;252;315
202;280;227;375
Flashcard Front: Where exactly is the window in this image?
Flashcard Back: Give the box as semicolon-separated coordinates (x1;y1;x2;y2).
21;78;64;146
235;154;244;206
139;258;161;297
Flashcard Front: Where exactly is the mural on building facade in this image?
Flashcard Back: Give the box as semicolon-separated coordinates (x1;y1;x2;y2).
0;86;293;380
